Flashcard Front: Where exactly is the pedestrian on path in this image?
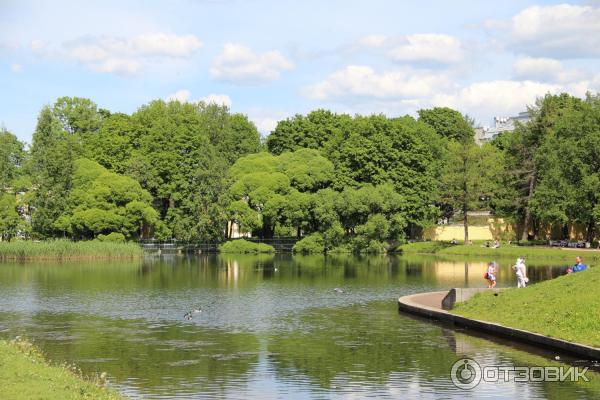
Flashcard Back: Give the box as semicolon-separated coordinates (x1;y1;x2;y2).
513;257;528;288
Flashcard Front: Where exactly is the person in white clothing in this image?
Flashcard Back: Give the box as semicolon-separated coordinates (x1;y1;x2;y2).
513;257;528;288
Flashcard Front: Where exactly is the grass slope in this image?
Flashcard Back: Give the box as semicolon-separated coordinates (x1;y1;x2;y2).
0;339;122;400
453;267;600;347
0;240;141;260
399;241;600;261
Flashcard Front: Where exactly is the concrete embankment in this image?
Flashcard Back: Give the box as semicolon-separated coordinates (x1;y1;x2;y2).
398;288;600;360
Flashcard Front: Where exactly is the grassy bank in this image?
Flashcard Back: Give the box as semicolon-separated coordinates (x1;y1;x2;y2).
453;266;600;347
0;240;141;260
0;339;122;400
399;241;600;262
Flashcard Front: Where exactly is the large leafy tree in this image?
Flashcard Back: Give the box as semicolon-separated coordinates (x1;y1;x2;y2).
267;109;352;155
439;141;504;243
417;107;474;142
266;111;446;236
119;100;261;240
0;129;26;192
495;93;588;240
0;193;25;241
54;159;166;239
29;106;81;237
527;94;600;241
226;150;334;238
419;108;504;243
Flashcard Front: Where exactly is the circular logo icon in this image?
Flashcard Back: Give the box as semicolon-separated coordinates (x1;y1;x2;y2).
450;358;482;390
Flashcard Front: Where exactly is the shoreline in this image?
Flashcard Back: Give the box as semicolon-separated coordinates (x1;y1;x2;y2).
399;241;600;261
398;290;600;361
0;339;122;399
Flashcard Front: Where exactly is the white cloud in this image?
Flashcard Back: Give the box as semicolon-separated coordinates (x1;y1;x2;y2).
303;65;452;101
200;94;232;107
388;34;464;64
30;39;47;52
357;33;465;65
32;33;203;76
433;80;563;120
166;90;232;107
10;63;22;73
245;109;291;135
357;35;388;48
210;43;294;84
486;4;600;58
93;58;141;76
166;89;192;102
512;57;585;83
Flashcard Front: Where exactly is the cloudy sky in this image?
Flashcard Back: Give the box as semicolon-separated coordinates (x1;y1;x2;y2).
2;0;600;143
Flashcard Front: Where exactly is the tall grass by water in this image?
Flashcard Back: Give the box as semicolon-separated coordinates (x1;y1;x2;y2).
0;240;141;260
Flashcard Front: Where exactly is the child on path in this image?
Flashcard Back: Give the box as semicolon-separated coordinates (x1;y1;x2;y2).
486;261;497;288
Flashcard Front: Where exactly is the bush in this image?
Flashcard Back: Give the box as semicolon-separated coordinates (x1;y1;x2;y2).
97;232;126;243
328;244;353;254
293;233;325;254
218;239;275;254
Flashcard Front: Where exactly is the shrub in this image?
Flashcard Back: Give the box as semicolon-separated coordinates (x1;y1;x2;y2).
218;239;275;254
97;232;126;243
293;233;325;254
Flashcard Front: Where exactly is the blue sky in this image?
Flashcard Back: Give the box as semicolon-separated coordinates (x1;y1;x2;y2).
2;0;600;143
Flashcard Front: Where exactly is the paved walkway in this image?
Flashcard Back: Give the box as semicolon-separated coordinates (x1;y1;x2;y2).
398;289;600;360
406;291;447;311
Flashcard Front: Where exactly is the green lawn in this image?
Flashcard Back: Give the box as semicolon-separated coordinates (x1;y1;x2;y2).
453;266;600;348
399;241;600;262
0;339;122;400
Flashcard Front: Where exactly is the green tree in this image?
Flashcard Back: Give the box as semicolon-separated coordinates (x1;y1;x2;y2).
0;193;23;241
29;107;80;237
417;107;475;142
496;93;588;240
55;159;165;239
0;129;26;191
121;100;261;240
267;109;352;155
527;94;600;241
439;141;504;243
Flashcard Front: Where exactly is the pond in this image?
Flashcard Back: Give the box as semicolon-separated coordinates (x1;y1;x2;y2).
0;254;598;399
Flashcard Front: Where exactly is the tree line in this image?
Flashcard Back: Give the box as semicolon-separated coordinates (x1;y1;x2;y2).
1;93;599;251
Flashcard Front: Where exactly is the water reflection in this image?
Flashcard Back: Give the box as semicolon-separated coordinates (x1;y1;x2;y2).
0;255;593;399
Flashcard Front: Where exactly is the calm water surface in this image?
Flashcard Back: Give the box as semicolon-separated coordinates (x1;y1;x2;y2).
0;254;598;399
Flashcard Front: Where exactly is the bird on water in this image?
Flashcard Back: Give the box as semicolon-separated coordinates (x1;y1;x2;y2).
184;308;202;320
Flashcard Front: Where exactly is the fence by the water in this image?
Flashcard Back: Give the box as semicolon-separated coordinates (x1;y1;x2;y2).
139;237;299;254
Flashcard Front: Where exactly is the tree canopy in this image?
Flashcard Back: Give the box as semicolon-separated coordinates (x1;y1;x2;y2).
7;92;600;248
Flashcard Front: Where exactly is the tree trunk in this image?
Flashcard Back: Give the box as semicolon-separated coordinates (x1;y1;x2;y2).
296;226;301;239
520;172;536;242
586;220;595;243
463;201;469;244
462;147;469;244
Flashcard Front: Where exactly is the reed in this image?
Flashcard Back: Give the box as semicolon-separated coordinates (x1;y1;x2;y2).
0;240;141;260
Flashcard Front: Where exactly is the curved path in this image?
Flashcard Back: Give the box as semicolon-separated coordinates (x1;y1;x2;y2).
398;290;600;361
